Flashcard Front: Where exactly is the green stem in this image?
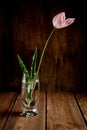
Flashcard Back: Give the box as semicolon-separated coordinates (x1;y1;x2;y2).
37;28;55;76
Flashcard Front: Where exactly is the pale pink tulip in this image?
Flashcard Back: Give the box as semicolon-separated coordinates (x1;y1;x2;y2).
52;12;75;29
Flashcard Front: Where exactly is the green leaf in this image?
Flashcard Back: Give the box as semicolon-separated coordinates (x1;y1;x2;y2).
30;47;37;79
17;54;29;79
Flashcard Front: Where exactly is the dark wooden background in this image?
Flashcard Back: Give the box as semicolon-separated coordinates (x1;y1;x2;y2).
0;0;87;92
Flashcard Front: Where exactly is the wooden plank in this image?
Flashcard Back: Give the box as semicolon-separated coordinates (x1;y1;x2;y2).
47;92;87;130
4;92;46;130
0;92;18;129
75;93;87;123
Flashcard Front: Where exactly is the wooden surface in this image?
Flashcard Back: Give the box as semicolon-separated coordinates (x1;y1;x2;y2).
75;93;87;124
0;92;18;130
0;92;87;130
47;92;87;130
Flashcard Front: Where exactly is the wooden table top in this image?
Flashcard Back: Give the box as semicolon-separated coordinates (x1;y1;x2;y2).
0;91;87;130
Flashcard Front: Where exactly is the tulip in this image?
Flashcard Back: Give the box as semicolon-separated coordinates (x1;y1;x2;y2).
37;12;75;75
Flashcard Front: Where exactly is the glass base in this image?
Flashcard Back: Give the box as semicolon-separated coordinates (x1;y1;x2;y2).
22;108;38;117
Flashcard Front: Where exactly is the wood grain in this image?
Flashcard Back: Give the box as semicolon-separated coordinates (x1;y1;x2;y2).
4;92;46;130
0;92;18;130
75;93;87;123
47;92;87;130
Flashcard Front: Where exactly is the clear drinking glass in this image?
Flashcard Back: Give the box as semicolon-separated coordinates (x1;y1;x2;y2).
21;73;40;117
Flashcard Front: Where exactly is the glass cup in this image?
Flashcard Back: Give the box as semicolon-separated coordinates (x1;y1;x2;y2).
21;73;40;117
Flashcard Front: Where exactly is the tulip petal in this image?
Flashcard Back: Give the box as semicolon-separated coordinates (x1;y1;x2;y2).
64;18;75;27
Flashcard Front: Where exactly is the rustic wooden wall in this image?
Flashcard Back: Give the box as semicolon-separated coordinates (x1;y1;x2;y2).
0;0;87;92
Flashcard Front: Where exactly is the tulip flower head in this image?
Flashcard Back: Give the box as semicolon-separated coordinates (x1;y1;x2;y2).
52;12;75;29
